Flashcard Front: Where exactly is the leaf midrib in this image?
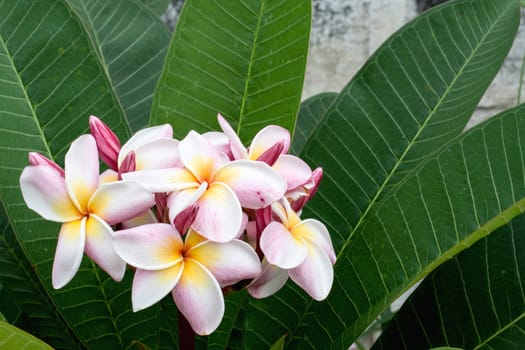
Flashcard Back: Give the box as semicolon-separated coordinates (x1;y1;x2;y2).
236;0;264;135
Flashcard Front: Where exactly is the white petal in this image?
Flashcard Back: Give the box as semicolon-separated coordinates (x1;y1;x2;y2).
52;218;86;289
187;239;260;287
167;182;207;224
113;223;183;269
191;182;242;242
84;215;126;282
20;165;81;222
212;160;286;209
118;124;173;167
122;168;198;193
248;125;290;160
179;131;227;182
88;181;154;225
272;155;312;190
289;243;334;301
172;259;224;335
292;219;336;264
64;134;99;212
217;113;248;160
260;222;307;269
121;209;158;229
132;263;183;311
134;138;181;170
247;259;289;299
202;131;232;157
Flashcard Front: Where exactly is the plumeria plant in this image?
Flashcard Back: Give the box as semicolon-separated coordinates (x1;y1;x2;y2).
1;0;525;349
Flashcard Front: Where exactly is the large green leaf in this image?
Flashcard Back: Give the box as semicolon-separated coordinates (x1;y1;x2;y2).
374;212;525;349
0;1;179;349
291;92;337;155
150;0;311;143
0;205;82;349
236;0;521;348
140;0;172;17
0;321;53;350
66;0;172;130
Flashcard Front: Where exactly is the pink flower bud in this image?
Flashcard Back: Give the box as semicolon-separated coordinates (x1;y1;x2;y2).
291;167;323;212
118;151;136;179
89;115;121;170
255;141;284;166
173;203;199;235
155;193;168;222
28;152;64;176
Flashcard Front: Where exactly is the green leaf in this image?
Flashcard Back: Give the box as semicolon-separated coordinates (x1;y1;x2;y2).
374;212;525;349
140;0;172;17
0;1;179;349
269;334;287;350
66;0;172;131
150;0;311;143
0;321;53;350
0;206;82;349
291;92;337;155
238;0;521;348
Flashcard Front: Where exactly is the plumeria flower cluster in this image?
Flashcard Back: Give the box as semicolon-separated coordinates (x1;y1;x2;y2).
19;114;336;335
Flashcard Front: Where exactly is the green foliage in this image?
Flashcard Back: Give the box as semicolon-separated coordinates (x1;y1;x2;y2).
0;321;53;350
0;0;524;349
150;0;311;143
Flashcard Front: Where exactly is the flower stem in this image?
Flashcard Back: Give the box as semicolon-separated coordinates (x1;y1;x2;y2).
178;311;195;350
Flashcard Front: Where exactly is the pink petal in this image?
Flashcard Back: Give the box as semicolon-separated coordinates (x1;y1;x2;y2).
84;215;126;282
212;160;286;209
28;152;64;176
248;125;290;160
52;218;86;289
134;138;181;170
64;134;99;212
118;124;173;167
273;155;312;190
173;203;199;235
172;259;224;335
113;223;183;269
202;131;232;157
89;115;121;171
255;141;284;166
260;222;307;269
179;131;227;182
186;239;260;287
288;243;334;301
122;168;198;193
292;219;336;264
217;113;248;160
247;259;289;299
167;182;207;224
118;151;136;178
191;182;242;242
20;165;82;222
132;263;184;311
88;181;154;225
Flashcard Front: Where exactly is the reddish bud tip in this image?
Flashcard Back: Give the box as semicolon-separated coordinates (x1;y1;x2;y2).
89;115;121;171
118;151;136;179
173;203;199;235
28;152;64;176
256;141;284;166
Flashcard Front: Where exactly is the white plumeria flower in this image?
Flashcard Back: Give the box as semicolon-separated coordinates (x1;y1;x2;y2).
123;131;286;242
253;199;336;301
217;114;312;191
113;224;261;335
19;135;155;289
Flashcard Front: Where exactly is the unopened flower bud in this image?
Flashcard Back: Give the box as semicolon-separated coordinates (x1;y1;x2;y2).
89;115;121;170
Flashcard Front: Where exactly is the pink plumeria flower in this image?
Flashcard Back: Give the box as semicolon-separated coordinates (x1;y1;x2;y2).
90;116;181;173
217;114;312;191
123;131;286;242
19;135;155;289
113;224;261;335
254;199;336;300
